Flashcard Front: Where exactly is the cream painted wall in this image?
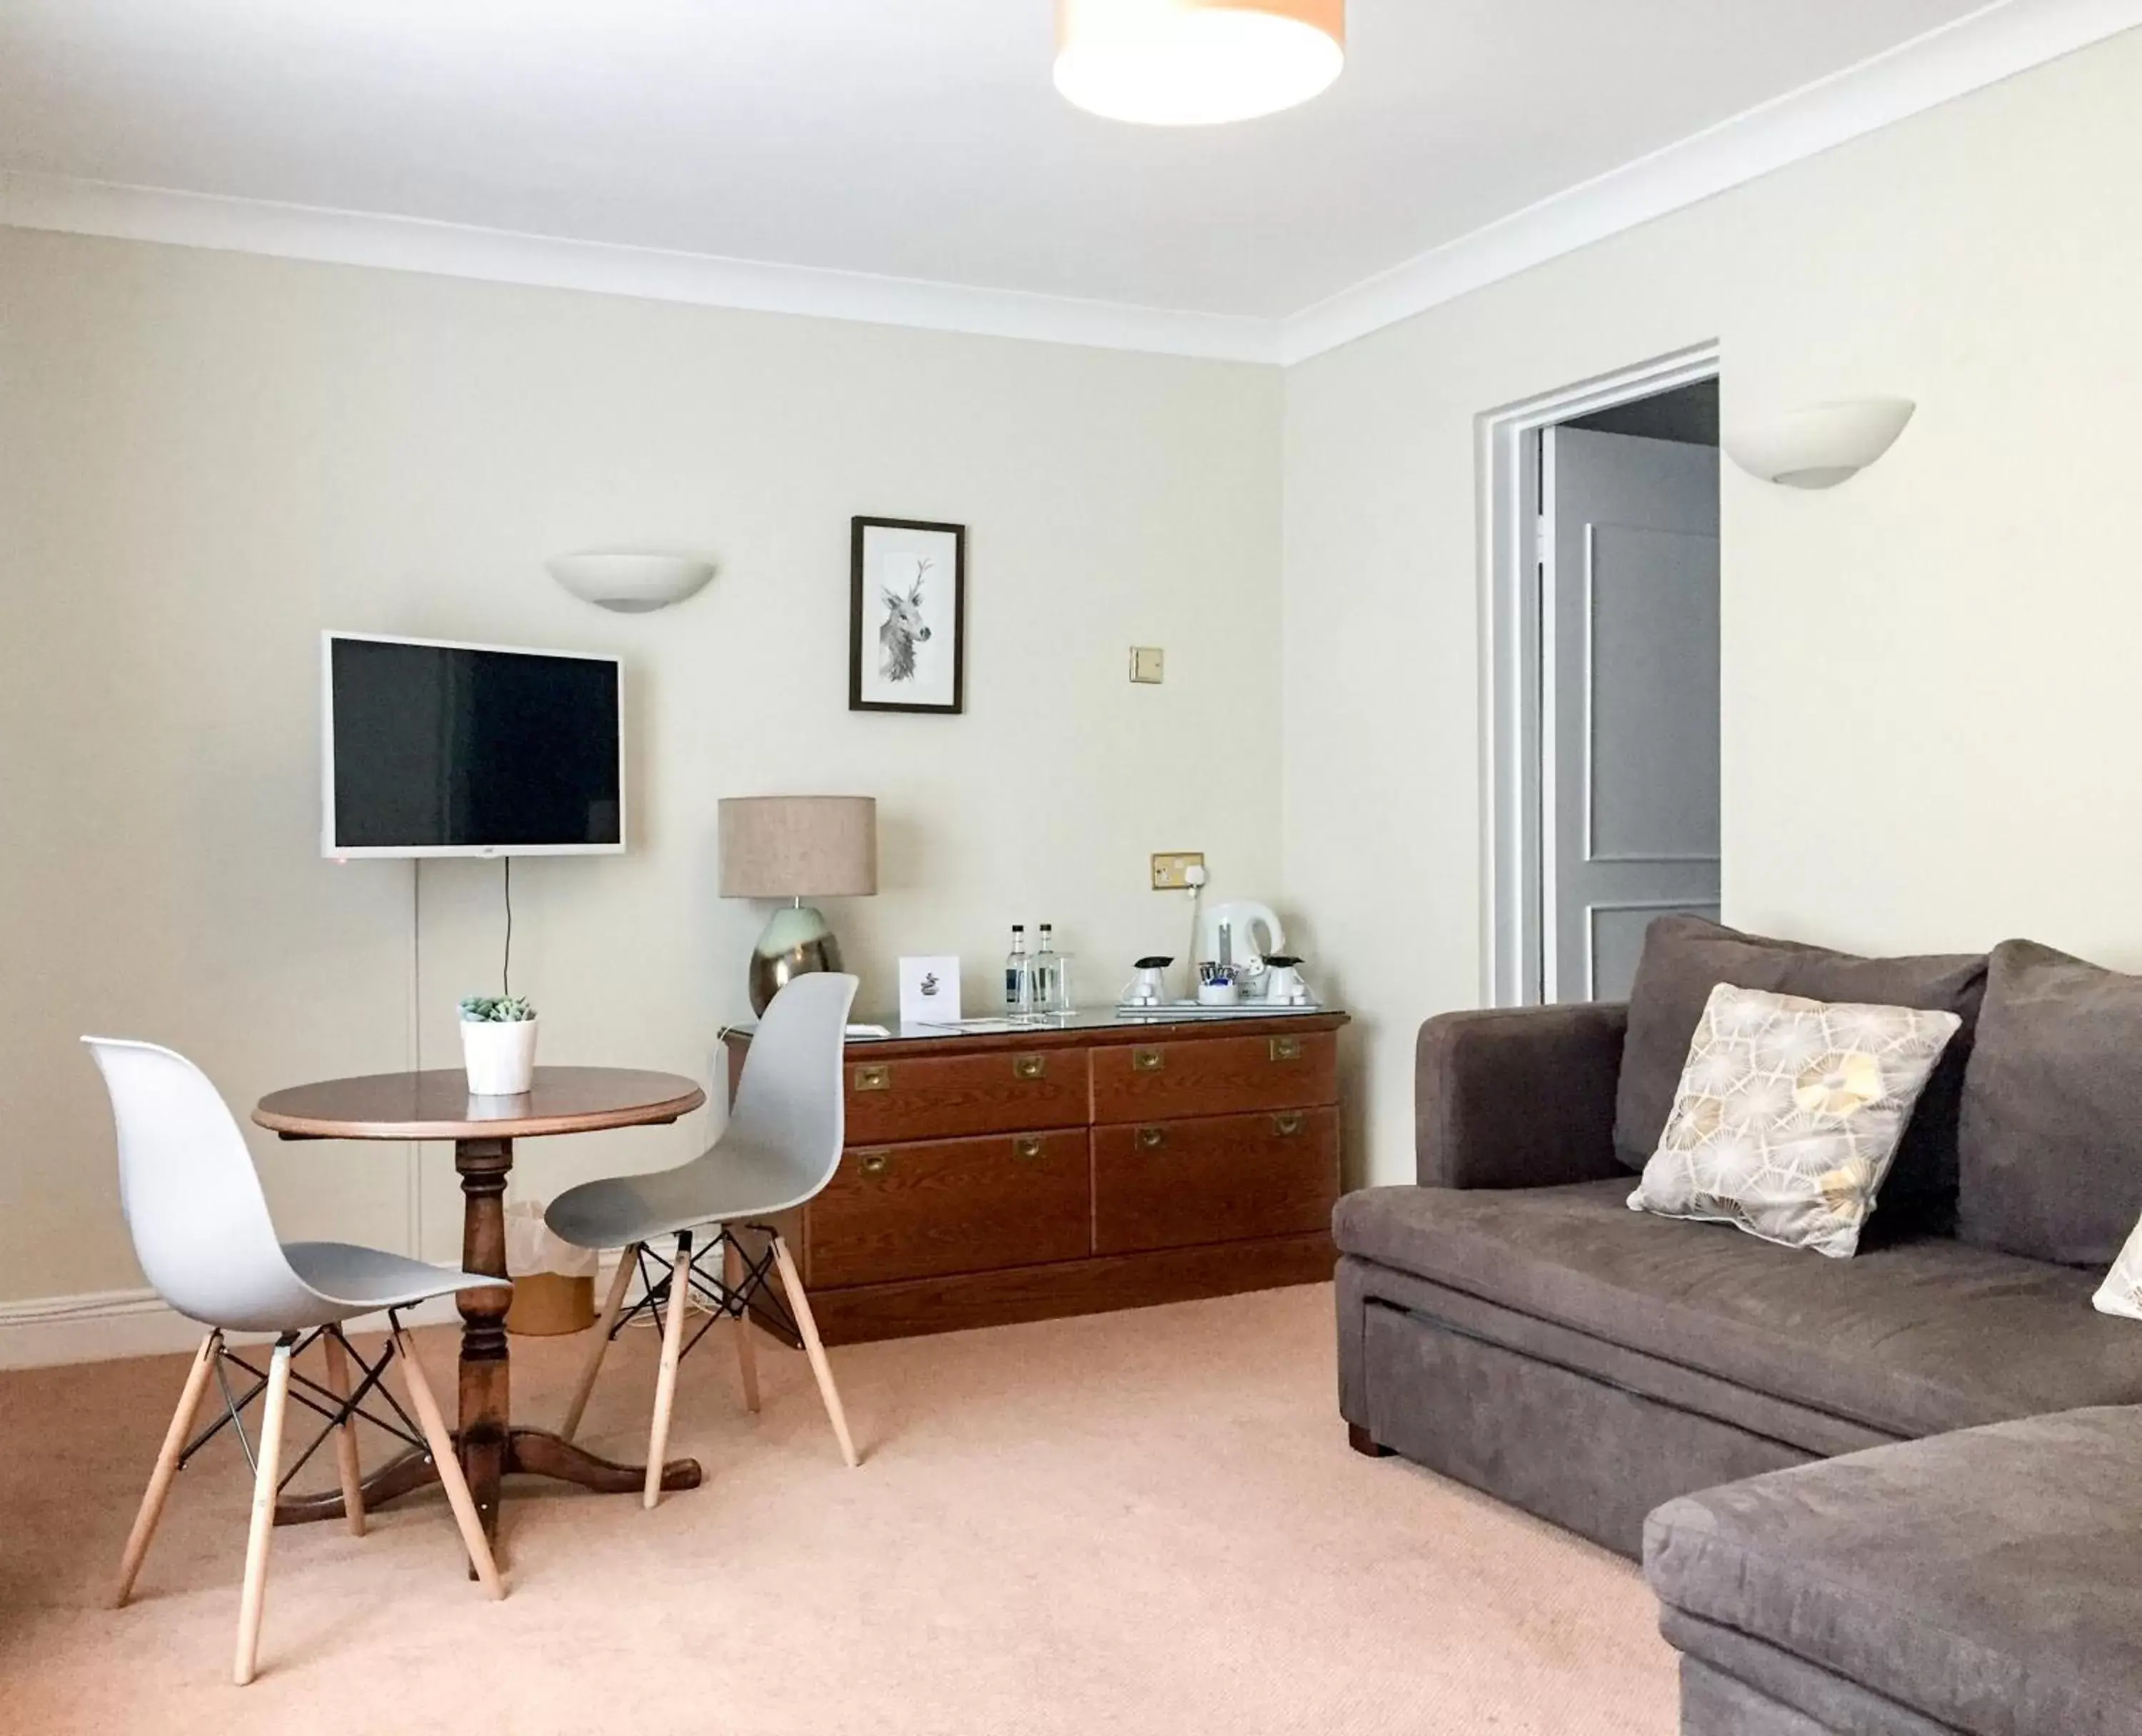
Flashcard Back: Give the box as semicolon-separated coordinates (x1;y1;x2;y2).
0;230;1282;1298
1283;30;2142;1188
11;25;2140;1313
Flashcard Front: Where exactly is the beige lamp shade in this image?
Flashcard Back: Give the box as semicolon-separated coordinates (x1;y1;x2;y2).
719;796;878;899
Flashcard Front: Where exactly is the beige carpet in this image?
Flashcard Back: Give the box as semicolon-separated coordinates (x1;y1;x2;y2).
0;1285;1674;1734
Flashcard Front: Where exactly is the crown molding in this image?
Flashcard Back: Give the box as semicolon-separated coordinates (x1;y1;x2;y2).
1277;0;2142;363
0;171;1284;365
4;1;2136;370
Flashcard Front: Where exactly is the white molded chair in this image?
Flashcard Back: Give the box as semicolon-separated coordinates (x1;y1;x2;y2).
546;972;860;1503
83;1037;507;1685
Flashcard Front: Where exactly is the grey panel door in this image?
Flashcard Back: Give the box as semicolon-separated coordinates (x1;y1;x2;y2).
1542;426;1720;1002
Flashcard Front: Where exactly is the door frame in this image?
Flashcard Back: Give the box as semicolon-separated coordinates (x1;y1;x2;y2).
1474;340;1720;1007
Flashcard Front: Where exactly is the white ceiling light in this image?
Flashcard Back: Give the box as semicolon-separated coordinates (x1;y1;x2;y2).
1054;0;1345;126
1723;398;1916;490
548;550;715;612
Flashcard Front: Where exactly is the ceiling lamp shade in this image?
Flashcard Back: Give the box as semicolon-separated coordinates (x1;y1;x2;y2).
1723;399;1916;490
1054;0;1344;126
547;550;715;612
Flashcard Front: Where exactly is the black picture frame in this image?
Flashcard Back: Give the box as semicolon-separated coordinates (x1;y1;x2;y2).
848;516;966;715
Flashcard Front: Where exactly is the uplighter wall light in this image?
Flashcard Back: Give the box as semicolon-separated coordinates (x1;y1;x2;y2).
547;550;715;612
1722;399;1917;490
1054;0;1345;126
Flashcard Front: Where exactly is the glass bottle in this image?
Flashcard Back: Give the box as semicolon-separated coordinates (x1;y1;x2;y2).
1032;924;1060;1014
1004;924;1032;1014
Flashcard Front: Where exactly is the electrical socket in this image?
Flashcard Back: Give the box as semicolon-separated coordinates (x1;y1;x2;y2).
1150;851;1205;891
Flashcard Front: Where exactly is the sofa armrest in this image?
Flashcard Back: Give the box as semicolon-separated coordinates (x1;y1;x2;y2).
1416;1003;1629;1189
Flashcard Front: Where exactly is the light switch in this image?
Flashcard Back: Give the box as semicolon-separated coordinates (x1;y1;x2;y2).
1129;646;1165;684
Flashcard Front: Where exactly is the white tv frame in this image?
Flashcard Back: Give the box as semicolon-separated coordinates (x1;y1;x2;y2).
320;631;627;859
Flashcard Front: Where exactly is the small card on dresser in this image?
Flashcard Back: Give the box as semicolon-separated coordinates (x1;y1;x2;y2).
898;955;962;1026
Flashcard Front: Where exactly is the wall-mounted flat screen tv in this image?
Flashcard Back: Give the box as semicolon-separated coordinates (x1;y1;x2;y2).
321;633;625;857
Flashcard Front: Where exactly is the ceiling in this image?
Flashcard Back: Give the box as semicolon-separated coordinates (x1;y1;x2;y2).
0;2;2119;353
1568;379;1719;448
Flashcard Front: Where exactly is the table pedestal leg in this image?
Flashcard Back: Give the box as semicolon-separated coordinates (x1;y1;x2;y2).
276;1132;702;1531
273;1435;703;1528
455;1135;513;1543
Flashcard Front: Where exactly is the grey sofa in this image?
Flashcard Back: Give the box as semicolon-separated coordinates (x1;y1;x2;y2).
1335;919;2142;1733
1646;1406;2142;1735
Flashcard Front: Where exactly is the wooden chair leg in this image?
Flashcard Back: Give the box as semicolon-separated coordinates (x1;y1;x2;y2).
114;1329;221;1609
233;1337;293;1686
771;1235;858;1469
391;1326;503;1600
560;1243;638;1443
643;1233;694;1510
725;1231;760;1415
321;1331;366;1538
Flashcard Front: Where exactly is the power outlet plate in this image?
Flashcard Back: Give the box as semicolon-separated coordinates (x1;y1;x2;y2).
1150;851;1205;891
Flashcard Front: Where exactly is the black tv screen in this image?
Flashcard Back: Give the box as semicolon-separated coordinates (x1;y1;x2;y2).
323;635;623;856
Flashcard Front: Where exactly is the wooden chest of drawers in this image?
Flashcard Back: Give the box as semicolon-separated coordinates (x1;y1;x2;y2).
723;1010;1347;1344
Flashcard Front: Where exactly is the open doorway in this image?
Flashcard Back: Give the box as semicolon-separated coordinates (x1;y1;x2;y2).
1478;345;1721;1006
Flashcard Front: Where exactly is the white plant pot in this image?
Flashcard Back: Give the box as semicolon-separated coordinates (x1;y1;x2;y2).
462;1018;538;1095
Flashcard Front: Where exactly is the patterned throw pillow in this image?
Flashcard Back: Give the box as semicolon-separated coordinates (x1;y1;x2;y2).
2093;1220;2142;1320
1630;983;1964;1258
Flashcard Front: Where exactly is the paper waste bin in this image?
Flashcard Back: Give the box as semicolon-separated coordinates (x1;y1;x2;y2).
504;1199;599;1336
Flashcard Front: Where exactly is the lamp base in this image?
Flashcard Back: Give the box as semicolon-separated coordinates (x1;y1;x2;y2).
748;904;845;1015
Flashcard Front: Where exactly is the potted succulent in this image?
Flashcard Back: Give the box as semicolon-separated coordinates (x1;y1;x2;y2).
460;995;538;1094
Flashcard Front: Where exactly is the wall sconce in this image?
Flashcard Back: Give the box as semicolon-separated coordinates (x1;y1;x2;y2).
547;550;715;612
1723;398;1916;490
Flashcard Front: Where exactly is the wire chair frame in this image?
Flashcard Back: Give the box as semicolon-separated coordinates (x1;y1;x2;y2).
179;1318;431;1493
600;1226;798;1367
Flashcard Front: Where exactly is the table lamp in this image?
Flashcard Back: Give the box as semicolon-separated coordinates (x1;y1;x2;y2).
719;795;878;1014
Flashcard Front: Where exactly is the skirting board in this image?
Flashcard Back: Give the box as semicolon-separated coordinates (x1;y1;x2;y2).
0;1251;632;1371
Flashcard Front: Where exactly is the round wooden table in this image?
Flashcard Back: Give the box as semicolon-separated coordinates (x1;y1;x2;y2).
253;1066;706;1547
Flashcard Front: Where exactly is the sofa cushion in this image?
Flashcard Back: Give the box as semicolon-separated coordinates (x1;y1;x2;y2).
1614;915;1987;1206
1632;984;1964;1258
1958;938;2142;1267
1332;1180;2142;1439
1646;1406;2142;1736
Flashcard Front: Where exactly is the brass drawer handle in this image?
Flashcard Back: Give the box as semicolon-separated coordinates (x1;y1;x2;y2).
1274;1111;1304;1137
1269;1036;1303;1062
1132;1047;1164;1073
1014;1054;1047;1081
1137;1126;1167;1150
855;1064;890;1093
1013;1136;1044;1160
859;1151;890;1176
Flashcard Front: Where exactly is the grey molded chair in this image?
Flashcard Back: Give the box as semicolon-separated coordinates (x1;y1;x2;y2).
547;972;861;1505
83;1037;506;1686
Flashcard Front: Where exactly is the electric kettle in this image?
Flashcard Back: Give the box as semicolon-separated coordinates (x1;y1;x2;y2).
1195;901;1286;975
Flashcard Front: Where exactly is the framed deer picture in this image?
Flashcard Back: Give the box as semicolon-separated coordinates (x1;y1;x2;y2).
849;516;966;715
